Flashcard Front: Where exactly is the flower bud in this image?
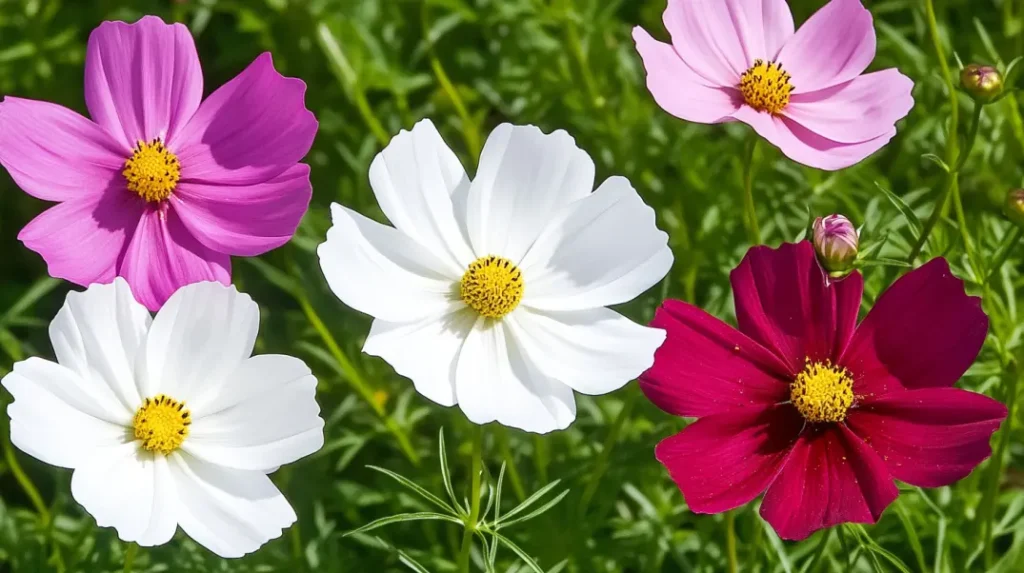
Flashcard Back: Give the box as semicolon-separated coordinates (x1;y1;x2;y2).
961;64;1004;103
1005;189;1024;229
813;215;859;276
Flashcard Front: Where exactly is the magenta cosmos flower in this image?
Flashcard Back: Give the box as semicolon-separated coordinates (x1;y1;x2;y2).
0;16;317;310
640;242;1006;540
633;0;914;170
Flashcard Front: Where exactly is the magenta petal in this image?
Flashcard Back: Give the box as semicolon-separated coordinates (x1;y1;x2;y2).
171;53;317;186
785;69;915;144
656;404;802;514
119;208;230;310
632;27;742;124
640;300;791;417
85;16;203;148
841;258;987;396
847;389;1006;487
777;0;875;94
730;242;863;372
174;164;311;256
0;97;125;201
760;424;898;541
18;192;142;286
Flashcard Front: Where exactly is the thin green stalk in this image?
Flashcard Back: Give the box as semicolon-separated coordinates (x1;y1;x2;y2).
742;136;762;245
422;3;481;162
495;428;526;502
3;431;49;523
122;542;138;573
725;511;738;573
985;226;1023;285
578;394;636;517
981;360;1020;567
458;427;484;573
951;181;982;278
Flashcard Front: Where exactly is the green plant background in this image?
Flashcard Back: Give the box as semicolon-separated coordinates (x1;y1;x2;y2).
0;0;1022;571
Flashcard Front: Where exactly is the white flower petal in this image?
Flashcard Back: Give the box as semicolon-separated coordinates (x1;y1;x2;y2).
70;443;177;546
519;176;672;311
363;305;477;407
171;454;296;559
49;278;150;416
462;124;596;262
455;319;576;434
369;118;475;270
2;359;130;468
140;282;257;405
318;204;460;322
184;355;324;471
509;307;666;395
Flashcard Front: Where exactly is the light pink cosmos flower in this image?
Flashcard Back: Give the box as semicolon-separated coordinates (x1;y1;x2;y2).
633;0;914;171
0;16;317;310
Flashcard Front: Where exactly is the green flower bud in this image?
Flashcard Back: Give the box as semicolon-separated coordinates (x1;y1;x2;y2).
813;215;859;278
1004;189;1024;229
961;64;1004;103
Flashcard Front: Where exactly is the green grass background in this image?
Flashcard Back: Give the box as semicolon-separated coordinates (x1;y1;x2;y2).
0;0;1023;571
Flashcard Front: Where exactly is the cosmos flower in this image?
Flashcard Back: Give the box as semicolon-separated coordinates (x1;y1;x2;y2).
633;0;914;170
1;279;324;557
0;16;317;310
317;119;672;433
640;242;1006;540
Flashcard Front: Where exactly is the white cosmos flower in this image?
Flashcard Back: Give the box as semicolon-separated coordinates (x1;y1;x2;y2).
317;120;672;433
1;279;324;558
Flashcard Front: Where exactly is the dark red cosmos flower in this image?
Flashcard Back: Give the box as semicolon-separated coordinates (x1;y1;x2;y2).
640;241;1007;540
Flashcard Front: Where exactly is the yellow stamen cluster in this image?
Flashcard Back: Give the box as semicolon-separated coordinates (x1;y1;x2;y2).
123;138;180;203
460;255;524;319
790;360;854;423
133;394;191;455
739;59;794;115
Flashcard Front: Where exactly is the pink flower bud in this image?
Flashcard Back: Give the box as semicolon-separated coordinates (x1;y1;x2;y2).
813;215;859;276
961;64;1004;103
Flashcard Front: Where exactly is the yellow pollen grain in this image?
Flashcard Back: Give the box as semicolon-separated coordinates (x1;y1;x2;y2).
123;138;181;203
739;59;794;115
460;255;524;319
132;394;191;455
790;360;854;423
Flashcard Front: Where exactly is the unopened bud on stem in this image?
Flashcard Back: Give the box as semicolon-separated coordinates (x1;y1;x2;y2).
1005;190;1024;229
961;64;1004;103
813;215;859;277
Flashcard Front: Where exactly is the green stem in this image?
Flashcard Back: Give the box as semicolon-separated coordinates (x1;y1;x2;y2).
495;427;526;502
458;428;484;573
985;226;1023;285
742;136;762;245
122;542;138;573
422;3;481;162
951;180;982;278
725;511;738;573
981;360;1020;567
3;430;49;524
956;103;983;172
578;394;636;517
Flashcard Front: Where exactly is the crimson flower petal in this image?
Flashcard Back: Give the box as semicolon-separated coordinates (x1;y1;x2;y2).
655;404;802;514
847;388;1006;487
841;258;987;397
760;424;898;541
731;242;863;372
639;300;791;418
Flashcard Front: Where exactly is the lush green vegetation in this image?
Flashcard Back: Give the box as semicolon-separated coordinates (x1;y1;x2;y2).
1;0;1023;570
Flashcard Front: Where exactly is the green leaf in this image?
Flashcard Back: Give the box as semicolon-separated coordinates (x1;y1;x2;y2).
438;428;464;515
875;182;922;238
492;531;545;573
366;466;456;514
921;153;950;172
345;512;463;537
498;489;569;529
499;480;563;524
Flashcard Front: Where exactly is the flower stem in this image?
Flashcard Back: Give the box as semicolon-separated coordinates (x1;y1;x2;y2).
122;542;138;573
742;136;762;245
458;427;484;573
725;510;738;573
981;360;1020;567
985;226;1023;285
578;393;636;517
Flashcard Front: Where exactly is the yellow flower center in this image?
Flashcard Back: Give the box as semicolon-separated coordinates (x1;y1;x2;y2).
790;360;854;423
460;255;524;319
739;59;794;115
132;394;191;455
123;138;181;203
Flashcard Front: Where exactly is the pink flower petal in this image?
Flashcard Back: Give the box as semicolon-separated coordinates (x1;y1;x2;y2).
639;300;791;417
0;97;125;201
732;105;895;170
663;0;795;88
85;16;203;149
841;258;987;397
655;404;802;514
777;0;875;94
632;27;742;124
171;53;317;186
785;69;914;144
730;242;863;372
173;164;311;256
760;424;898;541
847;388;1006;487
119;208;230;310
18;192;143;287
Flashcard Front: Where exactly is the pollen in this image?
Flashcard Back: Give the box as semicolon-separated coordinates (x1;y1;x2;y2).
460;255;524;319
132;394;191;455
739;59;794;115
790;360;854;423
123;138;181;203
